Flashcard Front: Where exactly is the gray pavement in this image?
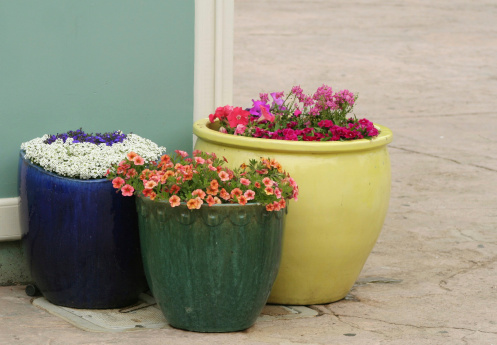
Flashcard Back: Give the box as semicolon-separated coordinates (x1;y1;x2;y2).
1;0;496;344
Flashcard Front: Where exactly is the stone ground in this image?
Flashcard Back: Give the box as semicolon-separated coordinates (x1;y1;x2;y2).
1;0;496;344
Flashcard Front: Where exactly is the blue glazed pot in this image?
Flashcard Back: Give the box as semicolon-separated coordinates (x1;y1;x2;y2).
18;152;147;309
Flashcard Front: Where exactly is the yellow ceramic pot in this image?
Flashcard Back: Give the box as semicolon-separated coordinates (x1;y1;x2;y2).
193;118;393;305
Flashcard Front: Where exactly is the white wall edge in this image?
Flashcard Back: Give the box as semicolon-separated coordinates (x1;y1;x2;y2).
0;197;22;241
193;0;233;145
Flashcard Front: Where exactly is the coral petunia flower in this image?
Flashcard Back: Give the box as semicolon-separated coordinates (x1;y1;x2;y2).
133;156;145;165
127;152;138;160
218;171;230;181
112;177;125;189
186;198;197;210
219;188;231;201
273;201;281;211
206;195;216;207
262;177;273;187
244;189;255;201
121;184;134;197
230;188;243;199
174;150;189;158
169;195;181;207
264;187;274;195
144;180;157;189
192;189;206;199
237;195;248;206
240;178;251;186
266;203;274;212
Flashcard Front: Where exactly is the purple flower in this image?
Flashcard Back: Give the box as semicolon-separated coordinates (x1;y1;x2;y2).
250;100;270;117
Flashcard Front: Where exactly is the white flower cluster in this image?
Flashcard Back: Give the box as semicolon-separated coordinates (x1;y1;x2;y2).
21;133;166;179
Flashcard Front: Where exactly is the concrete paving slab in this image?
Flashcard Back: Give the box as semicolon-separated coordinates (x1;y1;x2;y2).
1;0;497;344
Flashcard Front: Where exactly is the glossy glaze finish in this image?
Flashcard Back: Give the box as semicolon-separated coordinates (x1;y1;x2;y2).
137;197;285;332
194;118;393;305
18;152;146;309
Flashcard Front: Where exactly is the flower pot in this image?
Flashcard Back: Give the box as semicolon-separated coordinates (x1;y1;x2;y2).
136;196;285;332
193;118;393;305
18;152;147;309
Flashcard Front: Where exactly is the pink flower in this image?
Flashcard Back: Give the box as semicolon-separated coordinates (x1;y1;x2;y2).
121;184;134;196
174;150;189;158
227;107;250;128
112;177;125;189
194;157;205;164
244;190;255;200
260;106;275;122
234;124;247;135
219;127;228;134
218;171;230;181
262;177;273;187
264;187;274;195
133;156;145;165
240;178;251;186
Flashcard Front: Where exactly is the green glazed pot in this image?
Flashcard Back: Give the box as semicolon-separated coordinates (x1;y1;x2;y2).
136;196;286;332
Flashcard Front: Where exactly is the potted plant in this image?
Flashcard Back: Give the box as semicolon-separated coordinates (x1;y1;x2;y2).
19;129;165;309
193;84;393;305
107;150;299;332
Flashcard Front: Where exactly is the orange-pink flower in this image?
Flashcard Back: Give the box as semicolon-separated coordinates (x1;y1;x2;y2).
237;195;248;205
266;203;274;212
244;190;255;200
169;195;181;207
264;187;274;195
112;177;125;189
186;197;203;210
219;188;230;200
206;195;216;207
218;171;230;181
175;150;189;158
143;180;157;189
133;155;145;165
127;152;138;160
231;188;243;199
240;178;251;186
262;177;273;187
121;184;134;196
192;189;206;199
194;156;205;165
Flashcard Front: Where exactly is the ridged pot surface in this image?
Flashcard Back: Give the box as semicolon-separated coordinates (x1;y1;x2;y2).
193;118;393;305
18;152;146;309
136;197;285;332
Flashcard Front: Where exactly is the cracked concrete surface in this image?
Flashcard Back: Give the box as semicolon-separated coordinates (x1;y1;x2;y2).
1;0;496;344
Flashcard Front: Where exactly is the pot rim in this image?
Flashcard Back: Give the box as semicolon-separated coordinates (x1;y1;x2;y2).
19;151;108;183
137;194;268;209
193;118;393;153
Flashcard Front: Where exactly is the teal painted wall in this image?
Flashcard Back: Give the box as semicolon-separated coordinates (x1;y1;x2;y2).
0;1;195;198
